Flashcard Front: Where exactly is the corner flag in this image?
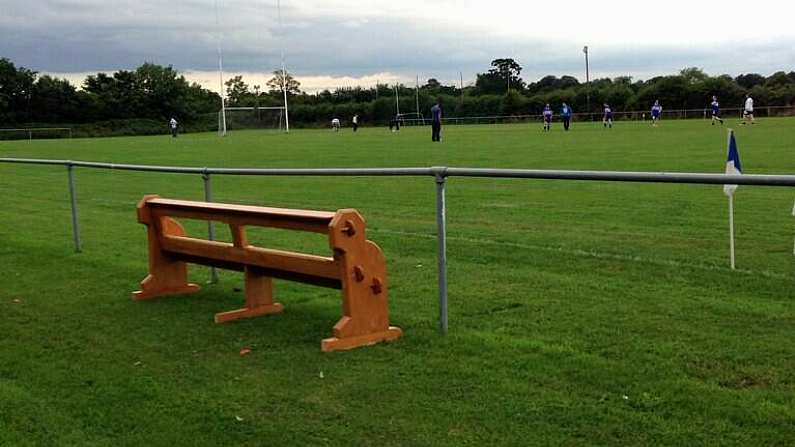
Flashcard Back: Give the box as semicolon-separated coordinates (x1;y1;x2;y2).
723;130;742;196
723;129;742;269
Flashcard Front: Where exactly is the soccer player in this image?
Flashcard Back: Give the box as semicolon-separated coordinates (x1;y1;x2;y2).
602;104;613;128
651;100;662;127
352;114;359;132
331;117;340;131
389;115;400;132
542;104;553;132
169;117;178;138
710;96;724;125
431;99;442;142
741;94;755;125
561;102;573;131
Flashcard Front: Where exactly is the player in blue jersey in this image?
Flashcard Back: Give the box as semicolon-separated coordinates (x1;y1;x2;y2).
542;104;553;132
561;102;573;131
431;99;443;141
651;100;662;127
602;104;613;128
710;96;724;125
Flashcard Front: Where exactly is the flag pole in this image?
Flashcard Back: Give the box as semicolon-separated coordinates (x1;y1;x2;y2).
726;128;737;270
728;194;736;270
791;198;795;256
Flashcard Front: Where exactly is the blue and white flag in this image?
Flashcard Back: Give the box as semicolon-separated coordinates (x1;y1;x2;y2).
723;130;742;196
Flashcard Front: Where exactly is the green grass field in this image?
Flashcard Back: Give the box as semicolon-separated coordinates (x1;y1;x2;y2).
1;119;793;446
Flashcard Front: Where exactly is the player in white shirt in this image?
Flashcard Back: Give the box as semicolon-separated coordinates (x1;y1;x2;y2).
169;117;178;138
331;117;341;131
741;95;755;125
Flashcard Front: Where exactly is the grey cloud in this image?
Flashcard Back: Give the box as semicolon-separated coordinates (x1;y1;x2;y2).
2;1;794;84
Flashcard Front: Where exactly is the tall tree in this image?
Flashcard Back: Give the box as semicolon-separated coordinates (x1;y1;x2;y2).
83;71;141;119
735;73;765;89
490;58;525;91
475;58;525;94
680;67;708;84
134;63;192;119
30;75;81;123
225;75;250;105
266;70;301;96
0;58;37;123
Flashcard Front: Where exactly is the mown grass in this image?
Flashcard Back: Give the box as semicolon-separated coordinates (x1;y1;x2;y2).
1;119;793;446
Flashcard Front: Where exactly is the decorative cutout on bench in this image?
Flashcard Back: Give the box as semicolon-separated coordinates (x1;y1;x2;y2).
132;195;402;352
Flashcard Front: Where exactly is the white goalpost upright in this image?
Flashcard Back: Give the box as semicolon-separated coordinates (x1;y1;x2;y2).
277;0;290;133
394;85;400;118
215;0;227;136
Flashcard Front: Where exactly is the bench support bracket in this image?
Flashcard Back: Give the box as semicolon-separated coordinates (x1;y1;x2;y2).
215;267;284;323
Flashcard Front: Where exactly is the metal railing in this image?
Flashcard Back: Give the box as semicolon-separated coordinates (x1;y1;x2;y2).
2;157;795;335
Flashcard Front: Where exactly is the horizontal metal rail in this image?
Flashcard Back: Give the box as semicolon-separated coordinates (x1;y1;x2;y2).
2;157;794;336
1;159;794;186
444;168;795;186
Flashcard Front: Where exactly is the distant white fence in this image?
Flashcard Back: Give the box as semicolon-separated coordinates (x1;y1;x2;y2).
399;105;795;126
0;127;73;140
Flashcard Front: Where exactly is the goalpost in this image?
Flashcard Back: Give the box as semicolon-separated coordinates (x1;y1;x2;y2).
215;0;290;136
220;107;287;132
396;112;426;126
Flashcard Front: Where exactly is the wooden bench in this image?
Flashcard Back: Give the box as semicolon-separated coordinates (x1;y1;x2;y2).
132;195;402;352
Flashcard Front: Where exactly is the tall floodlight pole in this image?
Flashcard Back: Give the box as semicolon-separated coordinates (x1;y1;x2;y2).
215;0;227;136
583;45;591;120
277;0;290;133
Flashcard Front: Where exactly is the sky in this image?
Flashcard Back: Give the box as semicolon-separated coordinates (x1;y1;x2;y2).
3;0;795;93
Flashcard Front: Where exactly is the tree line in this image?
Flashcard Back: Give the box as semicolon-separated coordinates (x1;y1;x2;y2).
0;58;218;127
2;56;795;134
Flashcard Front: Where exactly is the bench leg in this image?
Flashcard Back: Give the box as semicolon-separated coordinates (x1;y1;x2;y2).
132;257;200;300
321;240;402;352
322;323;403;352
132;216;200;300
214;267;283;324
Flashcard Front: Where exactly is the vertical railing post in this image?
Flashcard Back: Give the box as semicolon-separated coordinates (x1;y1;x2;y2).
434;168;449;335
66;162;82;253
202;170;219;284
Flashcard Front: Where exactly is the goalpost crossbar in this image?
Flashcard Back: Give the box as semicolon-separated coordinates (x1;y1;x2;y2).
225;107;286;111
